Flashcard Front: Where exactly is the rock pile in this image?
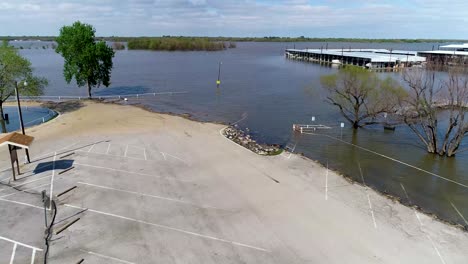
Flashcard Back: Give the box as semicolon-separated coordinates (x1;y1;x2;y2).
223;126;282;156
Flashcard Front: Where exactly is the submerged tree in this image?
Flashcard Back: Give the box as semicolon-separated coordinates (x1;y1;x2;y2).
320;66;405;128
400;64;468;157
56;21;115;98
0;41;48;133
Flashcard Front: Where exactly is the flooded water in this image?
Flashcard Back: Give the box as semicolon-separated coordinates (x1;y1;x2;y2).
15;41;468;228
1;106;56;132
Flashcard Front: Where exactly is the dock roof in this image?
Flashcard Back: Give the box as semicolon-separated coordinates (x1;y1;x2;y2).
417;50;468;56
440;43;468;50
286;49;425;63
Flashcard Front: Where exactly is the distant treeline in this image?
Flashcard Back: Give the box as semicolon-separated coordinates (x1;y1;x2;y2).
127;37;234;51
1;35;467;44
211;37;468;43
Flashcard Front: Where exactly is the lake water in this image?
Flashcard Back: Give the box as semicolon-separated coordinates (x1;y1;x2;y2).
1;106;56;132
14;41;468;228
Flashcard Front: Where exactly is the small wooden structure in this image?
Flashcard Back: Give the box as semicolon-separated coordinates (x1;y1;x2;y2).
0;133;34;181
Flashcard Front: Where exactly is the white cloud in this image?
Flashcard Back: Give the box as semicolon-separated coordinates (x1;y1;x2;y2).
0;0;467;38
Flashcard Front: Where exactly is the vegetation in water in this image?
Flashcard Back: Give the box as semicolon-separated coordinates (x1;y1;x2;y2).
127;37;227;51
399;63;468;157
112;42;125;50
55;21;115;99
320;66;405;129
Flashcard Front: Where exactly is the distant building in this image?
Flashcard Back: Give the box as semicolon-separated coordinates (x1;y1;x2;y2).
417;44;468;65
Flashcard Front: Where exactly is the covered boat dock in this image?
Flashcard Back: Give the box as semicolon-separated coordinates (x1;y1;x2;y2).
285;48;426;69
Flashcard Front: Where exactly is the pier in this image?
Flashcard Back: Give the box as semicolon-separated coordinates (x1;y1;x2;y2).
286;48;426;69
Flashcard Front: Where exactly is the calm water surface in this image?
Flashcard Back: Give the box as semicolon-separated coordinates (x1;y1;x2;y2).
16;41;468;228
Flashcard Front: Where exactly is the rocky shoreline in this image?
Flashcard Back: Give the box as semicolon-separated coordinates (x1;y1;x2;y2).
222;125;283;156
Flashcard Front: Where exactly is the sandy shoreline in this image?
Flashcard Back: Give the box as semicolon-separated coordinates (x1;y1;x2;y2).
1;100;467;263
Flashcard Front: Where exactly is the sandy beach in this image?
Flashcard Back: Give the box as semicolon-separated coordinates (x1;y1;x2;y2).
0;101;467;264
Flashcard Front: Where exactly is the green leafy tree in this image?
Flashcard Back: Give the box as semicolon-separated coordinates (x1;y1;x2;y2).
55;21;115;98
0;41;48;133
320;66;406;129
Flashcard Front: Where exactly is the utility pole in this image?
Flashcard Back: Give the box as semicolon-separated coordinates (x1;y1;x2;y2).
15;81;30;163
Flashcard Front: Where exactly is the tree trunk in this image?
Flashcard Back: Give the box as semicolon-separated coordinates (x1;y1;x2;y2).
87;81;92;99
0;102;6;133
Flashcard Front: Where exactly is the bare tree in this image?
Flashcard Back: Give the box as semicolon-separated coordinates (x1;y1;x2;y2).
320;66;405;128
401;63;468;157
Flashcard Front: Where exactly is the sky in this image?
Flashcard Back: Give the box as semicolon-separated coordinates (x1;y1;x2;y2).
0;0;467;39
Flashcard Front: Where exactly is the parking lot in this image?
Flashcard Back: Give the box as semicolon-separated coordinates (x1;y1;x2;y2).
1;102;468;263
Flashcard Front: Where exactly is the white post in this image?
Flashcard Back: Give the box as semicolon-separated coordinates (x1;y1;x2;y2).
340;122;345;139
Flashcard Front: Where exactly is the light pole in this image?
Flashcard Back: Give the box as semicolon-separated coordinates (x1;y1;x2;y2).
15;80;30;163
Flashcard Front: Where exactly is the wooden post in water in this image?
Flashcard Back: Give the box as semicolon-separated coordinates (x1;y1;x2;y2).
216;62;222;89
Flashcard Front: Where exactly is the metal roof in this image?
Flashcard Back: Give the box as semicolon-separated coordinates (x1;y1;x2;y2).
440;43;468;49
417;50;468;56
286;49;425;63
0;132;34;149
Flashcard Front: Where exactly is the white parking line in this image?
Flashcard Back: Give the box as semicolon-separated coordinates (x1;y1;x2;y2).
49;152;56;208
73;162;192;182
400;183;423;226
0;235;43;251
9;243;17;264
427;234;447;264
302;132;468;189
0;175;52;194
32;141;80;162
358;161;377;229
0;197;44;210
160;152;187;164
0;174;12;182
66;204;270;252
400;183;448;263
88;144;96;153
366;193;377;229
281;142;297;159
106;143;111;154
325;162;329;201
31;248;36;264
0;183;51;199
76;149;146;161
124;145;129;157
450;201;468;226
80;249;135;264
77;181;225;210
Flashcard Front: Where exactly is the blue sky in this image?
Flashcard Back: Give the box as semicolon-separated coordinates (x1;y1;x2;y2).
0;0;467;38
